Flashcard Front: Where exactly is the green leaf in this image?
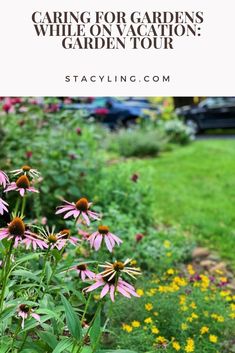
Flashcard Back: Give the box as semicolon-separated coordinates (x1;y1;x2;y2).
52;338;73;353
0;340;11;353
11;269;40;282
96;351;138;353
61;294;82;341
37;331;58;349
80;348;92;353
45;261;53;284
0;305;17;322
90;306;101;347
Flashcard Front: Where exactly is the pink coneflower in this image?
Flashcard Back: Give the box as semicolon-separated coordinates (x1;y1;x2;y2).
86;275;139;302
78;229;91;241
0;198;8;215
10;165;40;179
98;259;141;280
88;225;122;252
18;304;40;329
56;197;100;226
59;229;80;246
4;175;39;197
39;226;67;250
0;217;48;249
2;103;12;113
0;170;9;188
68;263;95;281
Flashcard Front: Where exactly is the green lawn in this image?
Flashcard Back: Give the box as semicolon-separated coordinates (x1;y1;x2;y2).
116;139;235;267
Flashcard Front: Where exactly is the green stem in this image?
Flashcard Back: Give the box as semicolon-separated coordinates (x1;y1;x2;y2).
18;331;29;352
81;292;92;325
41;248;63;299
20;196;26;218
10;321;21;350
0;239;14;314
91;300;114;353
76;301;103;353
14;198;21;215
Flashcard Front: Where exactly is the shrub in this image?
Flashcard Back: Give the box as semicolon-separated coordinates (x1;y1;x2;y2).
161;119;195;145
109;128;167;157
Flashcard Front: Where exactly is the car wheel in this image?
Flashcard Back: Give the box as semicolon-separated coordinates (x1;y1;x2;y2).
185;119;200;134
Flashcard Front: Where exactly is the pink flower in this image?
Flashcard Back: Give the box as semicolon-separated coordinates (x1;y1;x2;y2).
59;229;80;246
0;217;47;249
0;198;8;215
135;233;144;242
4;175;38;197
131;173;139;183
2;103;12;113
88;225;122;252
56;197;100;226
40;227;79;250
86;276;139;302
78;229;91;240
76;127;82;135
18;304;40;329
0;170;9;189
40;226;67;250
25;151;33;159
68;263;95;281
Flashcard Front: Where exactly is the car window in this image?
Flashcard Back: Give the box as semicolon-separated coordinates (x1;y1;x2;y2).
93;98;107;107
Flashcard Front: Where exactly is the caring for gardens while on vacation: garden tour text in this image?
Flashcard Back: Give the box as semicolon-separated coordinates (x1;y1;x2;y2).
32;11;204;50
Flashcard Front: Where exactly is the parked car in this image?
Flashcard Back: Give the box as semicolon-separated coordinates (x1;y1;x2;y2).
175;97;235;133
61;97;159;128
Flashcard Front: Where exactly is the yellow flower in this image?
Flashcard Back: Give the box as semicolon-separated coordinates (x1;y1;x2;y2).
220;290;231;297
191;313;199;319
167;268;175;275
179;295;186;305
136;289;144;296
209;335;218;343
173;276;187;287
173;341;181;351
122;324;133;333
230;304;235;312
145;303;153;311
229;313;235;319
190;302;197;309
151;326;159;334
187;264;195;275
130;260;137;266
181;323;188;330
163;240;171;248
131;321;140;328
144;317;153;324
166;252;172;257
156;336;167;344
200;326;209;334
185;338;195;352
153;311;159;316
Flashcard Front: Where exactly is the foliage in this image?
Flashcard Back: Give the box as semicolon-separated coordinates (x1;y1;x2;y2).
107;128;167;157
160;119;195;145
108;268;234;353
0;100;234;353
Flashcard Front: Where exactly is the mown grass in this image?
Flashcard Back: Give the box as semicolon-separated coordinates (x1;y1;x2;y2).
108;139;235;267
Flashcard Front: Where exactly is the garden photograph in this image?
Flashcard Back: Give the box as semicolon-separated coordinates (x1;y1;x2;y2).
0;96;234;353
